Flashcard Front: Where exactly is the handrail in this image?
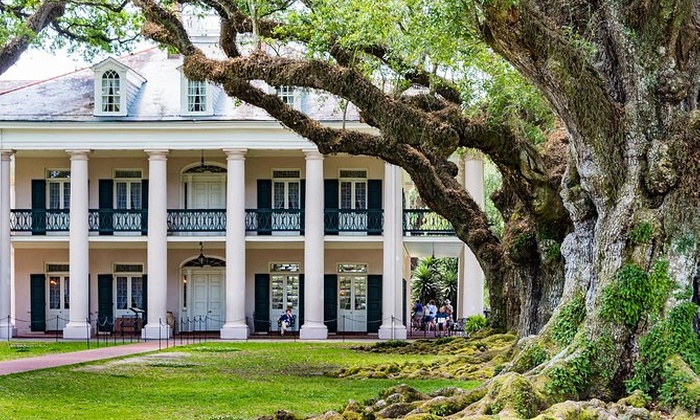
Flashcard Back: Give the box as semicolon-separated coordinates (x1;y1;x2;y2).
403;209;455;235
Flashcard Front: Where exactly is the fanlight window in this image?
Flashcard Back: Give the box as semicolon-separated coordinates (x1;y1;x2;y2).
101;70;121;112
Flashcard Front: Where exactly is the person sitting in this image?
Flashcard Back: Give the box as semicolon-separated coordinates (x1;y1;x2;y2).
435;306;450;335
424;300;438;331
278;308;294;335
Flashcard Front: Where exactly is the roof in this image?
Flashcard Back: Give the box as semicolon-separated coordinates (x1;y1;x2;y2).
0;46;360;123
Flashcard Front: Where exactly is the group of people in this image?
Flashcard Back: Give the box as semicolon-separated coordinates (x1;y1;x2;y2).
412;298;454;333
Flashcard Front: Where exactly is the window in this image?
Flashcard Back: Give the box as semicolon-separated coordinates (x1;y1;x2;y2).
187;80;207;112
47;169;70;210
272;169;301;210
114;170;142;210
339;170;367;211
101;70;121;112
114;264;144;311
46;264;70;311
276;86;295;105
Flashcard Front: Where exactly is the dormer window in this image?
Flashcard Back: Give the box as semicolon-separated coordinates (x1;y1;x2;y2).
277;86;295;105
180;72;214;116
101;70;121;113
187;80;207;112
92;57;145;117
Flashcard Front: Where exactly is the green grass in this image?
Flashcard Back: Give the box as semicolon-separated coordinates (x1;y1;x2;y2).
0;340;121;361
0;341;480;419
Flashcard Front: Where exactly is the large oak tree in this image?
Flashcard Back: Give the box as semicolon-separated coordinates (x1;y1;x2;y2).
135;0;700;415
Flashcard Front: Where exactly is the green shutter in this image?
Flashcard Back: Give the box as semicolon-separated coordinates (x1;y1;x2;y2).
300;180;306;235
254;274;270;332
324;274;338;332
142;274;148;327
97;274;113;332
141;179;149;234
257;180;272;235
324;179;338;235
368;179;382;235
31;180;46;235
367;275;382;333
30;274;46;331
298;274;304;330
98;180;114;235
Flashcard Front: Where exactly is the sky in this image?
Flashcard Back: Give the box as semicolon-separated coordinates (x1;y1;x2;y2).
0;49;92;81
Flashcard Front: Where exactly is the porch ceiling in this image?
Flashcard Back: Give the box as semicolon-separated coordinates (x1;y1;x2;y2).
403;237;464;258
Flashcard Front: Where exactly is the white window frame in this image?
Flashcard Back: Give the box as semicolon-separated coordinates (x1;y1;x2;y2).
113;263;144;316
338;169;368;210
276;86;302;108
272;169;301;210
114;169;143;210
46;169;70;210
181;76;214;116
94;68;128;116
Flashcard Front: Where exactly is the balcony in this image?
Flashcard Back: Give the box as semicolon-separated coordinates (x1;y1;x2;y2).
324;209;383;235
9;208;454;236
403;209;454;235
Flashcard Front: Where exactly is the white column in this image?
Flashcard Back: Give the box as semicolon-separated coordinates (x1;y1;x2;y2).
460;151;485;318
142;150;171;339
221;149;248;339
0;151;14;338
300;149;327;339
63;150;91;339
379;163;407;339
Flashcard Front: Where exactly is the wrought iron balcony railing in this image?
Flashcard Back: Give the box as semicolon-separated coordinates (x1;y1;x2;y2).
10;208;451;236
245;209;303;234
403;209;455;235
11;209;70;232
167;209;226;232
89;209;147;234
324;209;383;235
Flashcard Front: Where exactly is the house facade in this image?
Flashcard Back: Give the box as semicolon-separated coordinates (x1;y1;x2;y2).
0;38;485;341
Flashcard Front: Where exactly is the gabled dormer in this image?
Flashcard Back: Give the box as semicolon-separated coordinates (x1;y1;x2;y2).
179;65;216;116
92;57;146;117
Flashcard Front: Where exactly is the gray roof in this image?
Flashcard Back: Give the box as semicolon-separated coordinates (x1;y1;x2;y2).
0;47;359;123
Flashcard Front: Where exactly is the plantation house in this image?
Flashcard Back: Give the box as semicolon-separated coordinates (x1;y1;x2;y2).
0;18;485;340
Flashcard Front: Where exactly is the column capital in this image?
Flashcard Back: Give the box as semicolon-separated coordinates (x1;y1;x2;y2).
303;148;323;160
66;149;91;160
223;148;247;160
0;150;14;160
145;149;169;160
464;148;484;162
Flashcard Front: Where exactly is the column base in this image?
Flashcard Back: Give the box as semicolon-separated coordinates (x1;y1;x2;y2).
63;322;92;340
141;324;172;340
378;325;407;340
220;323;249;340
299;323;328;340
0;322;16;339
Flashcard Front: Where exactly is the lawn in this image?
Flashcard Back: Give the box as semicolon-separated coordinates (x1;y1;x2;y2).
0;341;480;419
0;340;122;361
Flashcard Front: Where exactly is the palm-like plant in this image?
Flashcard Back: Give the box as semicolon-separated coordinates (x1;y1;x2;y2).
411;261;440;304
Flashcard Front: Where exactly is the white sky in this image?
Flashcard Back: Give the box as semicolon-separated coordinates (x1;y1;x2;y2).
0;49;90;81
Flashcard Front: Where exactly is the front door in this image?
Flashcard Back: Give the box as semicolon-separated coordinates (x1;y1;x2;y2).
338;275;367;332
269;273;299;331
47;274;69;331
190;271;225;331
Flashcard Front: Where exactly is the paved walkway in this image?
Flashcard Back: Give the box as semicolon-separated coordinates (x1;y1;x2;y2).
0;341;170;376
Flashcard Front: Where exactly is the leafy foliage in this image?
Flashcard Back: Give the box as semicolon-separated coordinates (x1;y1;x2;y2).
550;291;586;346
463;314;489;335
411;257;458;305
627;302;700;407
600;261;674;329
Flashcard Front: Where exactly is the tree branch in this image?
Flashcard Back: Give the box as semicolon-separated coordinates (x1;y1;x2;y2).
0;0;67;76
